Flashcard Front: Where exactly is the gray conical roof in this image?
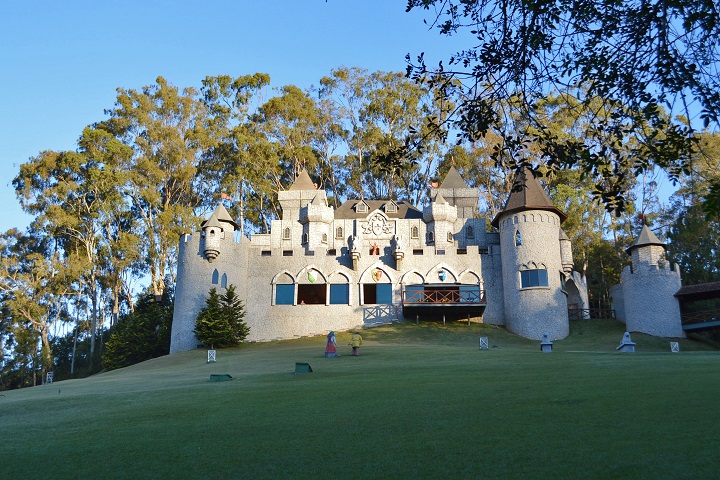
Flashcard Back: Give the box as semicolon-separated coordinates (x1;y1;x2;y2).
201;204;240;230
439;166;469;188
289;169;316;190
626;224;666;255
491;168;566;228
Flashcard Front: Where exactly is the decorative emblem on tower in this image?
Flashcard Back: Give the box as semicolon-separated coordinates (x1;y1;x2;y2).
362;213;392;236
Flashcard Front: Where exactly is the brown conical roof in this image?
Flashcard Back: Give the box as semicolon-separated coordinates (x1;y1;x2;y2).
491;168;567;228
289;169;316;190
626;224;666;255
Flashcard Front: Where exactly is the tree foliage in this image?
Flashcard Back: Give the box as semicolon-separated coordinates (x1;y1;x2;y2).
102;290;173;371
406;0;720;217
194;285;249;349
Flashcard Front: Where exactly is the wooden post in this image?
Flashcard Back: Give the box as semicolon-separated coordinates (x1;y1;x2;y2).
467;314;470;326
416;315;419;325
443;315;446;325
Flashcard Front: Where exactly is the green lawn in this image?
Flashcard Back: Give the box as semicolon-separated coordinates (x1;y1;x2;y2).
2;320;719;479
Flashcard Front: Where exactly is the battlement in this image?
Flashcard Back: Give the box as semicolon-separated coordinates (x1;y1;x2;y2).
623;261;681;277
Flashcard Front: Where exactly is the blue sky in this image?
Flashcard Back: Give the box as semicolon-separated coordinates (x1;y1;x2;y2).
0;0;468;233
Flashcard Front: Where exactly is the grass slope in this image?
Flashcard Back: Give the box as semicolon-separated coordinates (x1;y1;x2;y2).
2;320;719;479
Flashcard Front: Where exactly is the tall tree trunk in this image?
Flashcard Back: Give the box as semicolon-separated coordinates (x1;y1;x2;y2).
89;285;97;371
70;316;79;377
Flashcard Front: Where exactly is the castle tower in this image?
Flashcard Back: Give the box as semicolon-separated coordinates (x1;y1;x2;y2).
423;191;458;248
171;204;242;354
491;168;569;340
277;169;326;250
299;192;334;249
435;166;479;218
618;225;684;337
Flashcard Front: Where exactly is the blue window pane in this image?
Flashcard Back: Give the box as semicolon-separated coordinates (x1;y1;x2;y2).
211;269;219;285
376;284;393;304
221;273;228;288
276;284;295;305
329;284;349;304
521;269;548;288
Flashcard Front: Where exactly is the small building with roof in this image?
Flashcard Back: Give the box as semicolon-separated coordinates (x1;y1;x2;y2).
170;167;590;353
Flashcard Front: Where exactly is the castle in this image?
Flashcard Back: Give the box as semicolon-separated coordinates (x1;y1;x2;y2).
170;167;593;353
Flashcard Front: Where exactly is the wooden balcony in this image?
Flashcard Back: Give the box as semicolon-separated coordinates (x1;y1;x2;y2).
402;287;486;305
401;285;486;321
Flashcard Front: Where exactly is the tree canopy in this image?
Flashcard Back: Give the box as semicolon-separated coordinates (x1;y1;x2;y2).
405;0;720;217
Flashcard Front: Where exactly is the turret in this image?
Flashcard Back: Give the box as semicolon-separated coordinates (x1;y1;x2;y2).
493;168;569;340
423;191;458;246
626;224;668;268
559;229;573;273
201;204;239;262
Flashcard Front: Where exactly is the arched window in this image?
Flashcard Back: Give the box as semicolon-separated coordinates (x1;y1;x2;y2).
335;226;343;239
220;273;228;289
466;226;474;239
283;227;291;240
302;233;309;244
515;230;522;246
211;269;219;285
411;226;419;239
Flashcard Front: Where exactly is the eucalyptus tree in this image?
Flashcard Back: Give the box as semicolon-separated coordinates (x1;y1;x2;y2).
320;67;451;204
665;131;720;284
253;84;342;226
13;125;139;368
201;74;275;235
406;0;720;218
0;229;79;383
255;85;323;182
102;77;212;297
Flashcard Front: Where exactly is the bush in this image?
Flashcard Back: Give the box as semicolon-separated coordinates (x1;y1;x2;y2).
194;285;249;349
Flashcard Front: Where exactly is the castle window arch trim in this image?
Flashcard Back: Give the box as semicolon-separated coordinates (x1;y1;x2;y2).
272;271;296;305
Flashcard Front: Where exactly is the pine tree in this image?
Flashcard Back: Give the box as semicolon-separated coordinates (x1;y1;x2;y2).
194;285;249;349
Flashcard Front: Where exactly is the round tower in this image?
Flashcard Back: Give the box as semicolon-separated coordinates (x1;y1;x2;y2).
620;225;684;337
491;168;569;340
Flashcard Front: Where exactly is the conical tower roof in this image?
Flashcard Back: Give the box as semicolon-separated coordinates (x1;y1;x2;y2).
201;204;240;230
491;168;567;228
626;224;666;255
439;166;469;189
289;169;316;190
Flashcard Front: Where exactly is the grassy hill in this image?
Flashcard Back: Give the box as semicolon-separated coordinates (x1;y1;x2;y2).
2;319;719;479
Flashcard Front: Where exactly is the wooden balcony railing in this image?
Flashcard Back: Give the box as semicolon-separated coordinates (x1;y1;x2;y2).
402;288;486;305
681;308;720;325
